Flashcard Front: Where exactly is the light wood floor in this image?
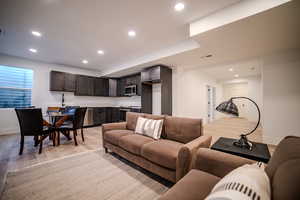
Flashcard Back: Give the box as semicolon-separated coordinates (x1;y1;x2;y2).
0;118;276;197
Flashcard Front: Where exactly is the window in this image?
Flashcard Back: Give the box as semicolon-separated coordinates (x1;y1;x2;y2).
0;65;33;108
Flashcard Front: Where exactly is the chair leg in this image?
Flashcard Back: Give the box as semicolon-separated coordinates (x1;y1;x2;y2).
57;131;60;146
19;136;24;155
34;135;39;147
81;128;85;142
39;137;43;154
73;130;78;146
52;132;56;146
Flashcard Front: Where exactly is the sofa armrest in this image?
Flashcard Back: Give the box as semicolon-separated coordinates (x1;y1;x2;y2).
193;148;255;178
176;135;212;182
102;122;127;148
102;122;127;132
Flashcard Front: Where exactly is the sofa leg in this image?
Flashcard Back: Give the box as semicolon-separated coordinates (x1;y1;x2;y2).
105;147;108;153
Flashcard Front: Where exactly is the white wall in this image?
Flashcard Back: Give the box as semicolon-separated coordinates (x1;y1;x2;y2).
247;76;263;123
221;75;263;123
0;54;140;135
262;50;300;145
172;66;222;123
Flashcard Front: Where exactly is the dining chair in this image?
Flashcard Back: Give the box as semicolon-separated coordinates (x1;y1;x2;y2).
56;107;87;146
15;108;53;155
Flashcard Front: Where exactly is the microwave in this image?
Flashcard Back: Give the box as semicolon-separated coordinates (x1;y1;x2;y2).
124;85;137;96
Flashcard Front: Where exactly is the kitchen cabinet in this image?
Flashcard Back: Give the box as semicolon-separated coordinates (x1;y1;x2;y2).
118;78;126;96
93;107;106;125
105;107;120;123
94;78;109;96
64;73;76;92
111;107;120;122
50;71;76;92
50;71;64;91
141;65;172;115
75;75;94;96
141;66;161;83
117;74;141;96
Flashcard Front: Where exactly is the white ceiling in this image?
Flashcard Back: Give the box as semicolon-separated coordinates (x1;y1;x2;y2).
107;0;300;79
0;0;240;71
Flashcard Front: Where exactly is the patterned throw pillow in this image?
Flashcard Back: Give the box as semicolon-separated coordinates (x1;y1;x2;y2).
205;163;270;200
135;117;163;140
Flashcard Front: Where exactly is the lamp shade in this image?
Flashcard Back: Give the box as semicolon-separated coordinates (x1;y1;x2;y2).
216;99;239;116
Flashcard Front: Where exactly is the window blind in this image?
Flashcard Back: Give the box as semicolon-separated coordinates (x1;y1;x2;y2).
0;65;33;108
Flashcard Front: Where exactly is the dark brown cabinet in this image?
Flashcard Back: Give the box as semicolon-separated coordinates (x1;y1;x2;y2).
118;78;126;96
117;74;141;96
141;67;161;83
141;65;172;115
50;71;76;92
64;73;76;92
93;107;106;125
105;107;120;123
94;78;109;96
75;75;94;96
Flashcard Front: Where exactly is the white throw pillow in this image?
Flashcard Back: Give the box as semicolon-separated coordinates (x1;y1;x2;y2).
135;117;163;140
135;117;147;135
205;163;271;200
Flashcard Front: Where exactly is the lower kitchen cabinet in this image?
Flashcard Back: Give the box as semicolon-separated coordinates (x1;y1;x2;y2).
93;107;106;125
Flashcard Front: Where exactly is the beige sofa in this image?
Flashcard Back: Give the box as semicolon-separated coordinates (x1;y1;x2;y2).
159;136;300;200
102;112;212;183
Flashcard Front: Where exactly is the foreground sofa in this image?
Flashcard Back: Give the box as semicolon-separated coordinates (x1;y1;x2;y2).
102;112;212;183
159;136;300;200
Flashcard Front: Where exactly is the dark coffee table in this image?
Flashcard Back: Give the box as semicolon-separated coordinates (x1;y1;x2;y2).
211;137;271;163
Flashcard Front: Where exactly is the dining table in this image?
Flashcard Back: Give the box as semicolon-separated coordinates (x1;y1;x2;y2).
45;111;75;144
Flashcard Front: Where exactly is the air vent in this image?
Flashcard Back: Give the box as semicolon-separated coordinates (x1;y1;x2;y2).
200;54;213;59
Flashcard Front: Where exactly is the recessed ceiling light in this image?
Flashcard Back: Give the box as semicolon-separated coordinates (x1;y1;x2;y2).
82;60;88;64
234;74;239;78
174;2;185;11
31;31;42;37
29;48;37;53
128;30;136;37
97;50;104;55
229;68;234;72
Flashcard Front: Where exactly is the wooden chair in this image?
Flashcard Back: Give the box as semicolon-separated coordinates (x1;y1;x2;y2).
56;107;87;146
15;108;53;155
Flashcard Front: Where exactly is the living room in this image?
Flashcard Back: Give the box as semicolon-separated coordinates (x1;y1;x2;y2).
0;0;300;200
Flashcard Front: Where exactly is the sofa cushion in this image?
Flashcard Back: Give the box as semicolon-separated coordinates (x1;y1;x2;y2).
119;134;155;155
158;170;220;200
141;139;183;170
165;116;202;144
103;129;134;146
126;112;145;130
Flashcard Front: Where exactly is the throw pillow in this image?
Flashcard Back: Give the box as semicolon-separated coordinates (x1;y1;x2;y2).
205;163;271;200
135;117;147;135
135;117;164;140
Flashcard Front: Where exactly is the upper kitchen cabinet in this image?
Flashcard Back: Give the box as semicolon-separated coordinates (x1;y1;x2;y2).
64;73;76;92
75;75;94;96
118;74;141;96
141;66;161;83
94;78;109;96
50;71;75;92
141;65;172;115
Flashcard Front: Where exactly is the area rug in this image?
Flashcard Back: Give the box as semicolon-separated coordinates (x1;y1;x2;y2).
1;150;170;200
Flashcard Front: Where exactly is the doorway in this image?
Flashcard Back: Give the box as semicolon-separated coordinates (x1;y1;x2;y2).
207;85;216;123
